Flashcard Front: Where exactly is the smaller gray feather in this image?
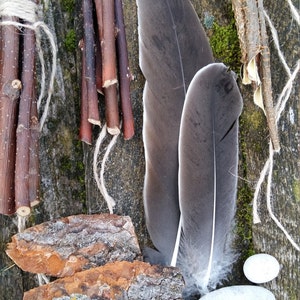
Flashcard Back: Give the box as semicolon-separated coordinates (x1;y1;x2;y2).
177;63;243;296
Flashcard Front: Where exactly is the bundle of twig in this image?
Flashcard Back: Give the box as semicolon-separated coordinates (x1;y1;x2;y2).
80;0;134;142
0;8;40;217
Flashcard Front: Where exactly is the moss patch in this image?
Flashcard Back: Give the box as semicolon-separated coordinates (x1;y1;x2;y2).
209;19;241;72
292;179;300;202
62;0;75;14
64;29;76;53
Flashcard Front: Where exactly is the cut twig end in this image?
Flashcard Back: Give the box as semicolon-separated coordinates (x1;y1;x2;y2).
103;78;118;88
87;118;101;127
16;206;31;217
107;126;120;136
12;79;22;90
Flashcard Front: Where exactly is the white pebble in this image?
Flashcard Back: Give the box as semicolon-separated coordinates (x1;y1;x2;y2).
243;253;280;284
201;285;275;300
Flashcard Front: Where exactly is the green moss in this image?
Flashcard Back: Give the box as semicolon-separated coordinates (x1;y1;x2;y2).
64;29;77;53
62;0;75;13
292;179;300;202
236;185;255;260
209;19;241;72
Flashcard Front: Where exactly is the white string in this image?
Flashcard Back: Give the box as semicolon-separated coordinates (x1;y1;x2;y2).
287;0;300;25
252;2;300;251
93;124;120;214
0;1;57;131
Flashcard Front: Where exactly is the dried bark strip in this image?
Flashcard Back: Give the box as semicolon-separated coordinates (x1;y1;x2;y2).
0;17;21;215
15;27;36;216
79;40;93;145
23;260;184;300
232;0;280;151
95;0;120;134
83;0;101;126
6;214;141;277
115;0;134;140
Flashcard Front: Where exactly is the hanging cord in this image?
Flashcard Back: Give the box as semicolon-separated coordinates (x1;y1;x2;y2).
0;0;57;131
93;124;121;214
252;2;300;251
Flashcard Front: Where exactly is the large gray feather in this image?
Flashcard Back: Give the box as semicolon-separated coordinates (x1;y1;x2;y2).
178;63;243;297
137;0;213;265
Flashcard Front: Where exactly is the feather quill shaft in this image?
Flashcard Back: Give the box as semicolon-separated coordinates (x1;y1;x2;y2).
137;0;213;266
178;63;243;296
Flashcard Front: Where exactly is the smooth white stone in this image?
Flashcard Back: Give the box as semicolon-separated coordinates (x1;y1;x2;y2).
243;253;280;283
201;285;275;300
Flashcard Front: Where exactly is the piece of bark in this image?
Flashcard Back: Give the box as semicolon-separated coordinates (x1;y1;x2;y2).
0;17;21;215
6;214;141;277
23;260;184;300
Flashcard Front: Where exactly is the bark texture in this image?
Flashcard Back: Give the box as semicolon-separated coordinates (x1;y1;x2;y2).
23;261;184;300
0;0;298;299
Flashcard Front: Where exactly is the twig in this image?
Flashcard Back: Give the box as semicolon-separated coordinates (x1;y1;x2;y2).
115;0;134;140
95;28;103;94
29;89;40;207
95;0;120;135
0;17;21;215
257;0;280;151
83;0;101;126
15;26;36;217
79;40;93;144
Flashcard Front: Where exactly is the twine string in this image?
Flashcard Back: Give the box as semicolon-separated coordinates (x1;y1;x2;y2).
253;2;300;251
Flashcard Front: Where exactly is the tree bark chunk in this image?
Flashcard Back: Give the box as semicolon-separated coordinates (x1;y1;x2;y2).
6;214;141;277
23;260;184;300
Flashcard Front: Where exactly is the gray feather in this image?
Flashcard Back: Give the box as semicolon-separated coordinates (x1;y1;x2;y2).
137;0;213;265
178;63;243;296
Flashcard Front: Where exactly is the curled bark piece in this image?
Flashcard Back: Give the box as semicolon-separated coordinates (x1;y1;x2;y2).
6;214;141;277
83;0;101;126
15;26;36;217
23;260;184;300
115;0;134;140
79;40;93;145
0;17;20;215
232;0;280;151
95;0;120;134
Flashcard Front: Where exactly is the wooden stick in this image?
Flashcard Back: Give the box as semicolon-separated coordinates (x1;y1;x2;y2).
15;26;36;217
115;0;134;140
79;40;93;145
95;29;103;94
83;0;101;126
257;0;280;151
95;0;120;135
29;89;40;208
0;17;21;215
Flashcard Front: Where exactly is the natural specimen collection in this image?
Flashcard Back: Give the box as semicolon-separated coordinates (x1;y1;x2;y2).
80;0;134;145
